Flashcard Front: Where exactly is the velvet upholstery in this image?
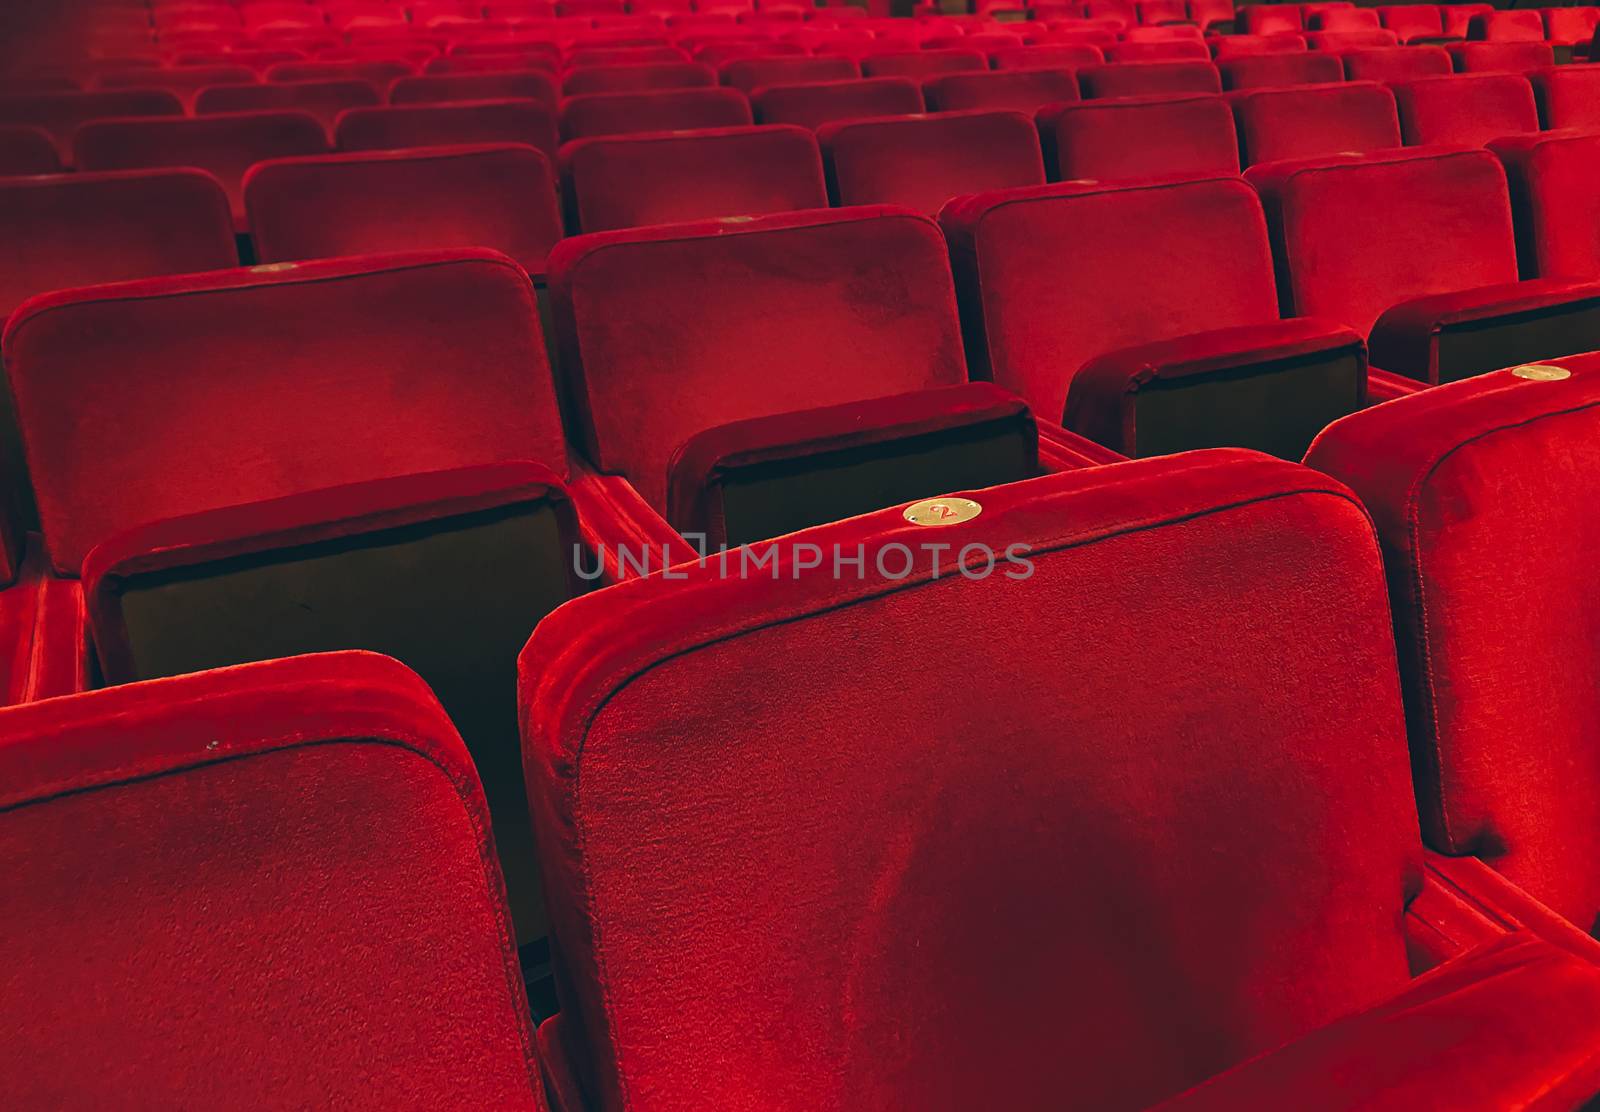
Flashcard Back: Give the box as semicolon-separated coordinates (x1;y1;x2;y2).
719;54;859;90
922;70;1080;113
1307;29;1401;50
1392;73;1539;146
1544;8;1600;46
0;89;183;158
1232;82;1401;167
335;100;561;160
245;144;562;274
1306;360;1600;936
988;44;1103;70
547;206;967;514
942;177;1282;421
267;59;415;87
193;79;381;133
1528;65;1600;130
1492;130;1600;280
557;86;751;141
1341;45;1452;82
560;125;825;233
1106;40;1212;62
1467;9;1545;42
1078;59;1222;97
390;70;562;105
860;49;989;78
1240;5;1304;34
0;124;60;174
562;61;717;95
819;110;1044;214
1448;41;1556;74
0;651;543;1108
520;450;1426;1111
1378;4;1445;43
3;249;569;577
1217;51;1342;89
1037;94;1238;183
99;63;256;105
1306;7;1379;32
751;77;924;127
1210;34;1310;59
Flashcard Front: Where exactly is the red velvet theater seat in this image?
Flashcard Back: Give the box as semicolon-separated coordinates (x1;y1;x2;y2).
72;111;329;228
567;46;689;68
245;144;561;274
859;49;990;79
1341;45;1452;82
561;124;825;232
1378;3;1447;43
1249;146;1600;382
1305;358;1600;942
1492;130;1600;279
335;100;560;159
1038;94;1239;184
1529;65;1600;129
1078;59;1222;98
1232;82;1401;168
922;70;1080;114
427;53;562;74
1216;50;1342;89
193;79;382;134
561;61;716;95
1545;6;1600;46
0;652;546;1108
943;177;1365;457
557;86;752;141
520;448;1600;1112
751;77;924;127
1449;40;1556;73
1306;29;1401;50
988;44;1104;70
0;124;60;175
266;60;416;88
1239;4;1304;34
98;63;258;107
1210;33;1309;59
1467;9;1545;42
818;110;1045;214
389;70;561;106
718;54;859;91
1106;39;1213;62
0;89;183;161
1306;6;1379;31
1391;73;1538;146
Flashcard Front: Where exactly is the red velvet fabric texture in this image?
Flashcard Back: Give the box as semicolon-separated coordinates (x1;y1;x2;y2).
193;79;381;132
0;124;59;174
1232;82;1402;167
561;125;824;233
73;111;329;225
557;87;751;141
859;49;988;78
751;78;924;128
1492;130;1600;280
1529;66;1600;130
1247;147;1520;337
719;54;859;91
1391;73;1539;146
1342;46;1453;82
547;206;967;512
0;543;89;705
1240;6;1304;34
561;61;716;95
1448;41;1555;73
1106;40;1212;63
0;651;543;1108
0;89;182;157
1442;3;1496;37
1217;51;1342;90
1467;9;1545;42
989;45;1103;70
520;450;1422;1112
1079;60;1222;98
818;110;1044;214
1155;933;1600;1111
390;70;562;106
942;177;1280;419
921;69;1080;113
335;100;561;160
1210;35;1310;59
267;60;414;87
4;250;568;576
245;144;562;273
1377;5;1445;42
99;63;256;103
0;169;236;321
1305;362;1600;936
1307;30;1402;50
1544;8;1600;45
1039;95;1239;183
1307;8;1380;31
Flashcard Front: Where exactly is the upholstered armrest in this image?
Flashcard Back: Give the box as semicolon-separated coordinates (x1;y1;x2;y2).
1064;317;1366;459
0;540;89;705
1036;418;1128;467
1406;850;1600;971
1152;931;1600;1110
566;458;700;583
665;383;1038;549
1364;368;1426;403
1368;277;1600;384
82;462;577;684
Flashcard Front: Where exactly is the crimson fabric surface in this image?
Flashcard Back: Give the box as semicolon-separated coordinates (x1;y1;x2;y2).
1341;45;1452;82
1442;3;1496;40
989;44;1103;69
245;144;561;273
0;89;182;157
922;70;1078;113
1378;4;1445;42
568;47;689;67
751;77;923;127
0;652;543;1108
1240;5;1303;33
1307;7;1380;31
562;61;716;95
193;79;382;133
547;206;967;513
1155;933;1600;1111
0;123;58;175
859;49;989;78
1217;51;1342;89
99;63;256;102
942;177;1280;424
1393;73;1539;146
1307;30;1401;50
1306;361;1600;936
1211;34;1310;59
390;70;561;105
1038;95;1239;188
267;59;416;86
718;54;858;90
818;110;1044;214
1466;10;1545;43
1247;147;1520;337
1544;8;1600;45
1106;40;1212;62
520;450;1422;1112
4;250;568;577
428;53;563;74
557;86;751;140
73;111;329;226
1078;59;1222;97
335;99;560;159
1492;130;1600;279
560;125;825;232
1448;41;1556;73
1232;83;1401;167
1529;66;1600;130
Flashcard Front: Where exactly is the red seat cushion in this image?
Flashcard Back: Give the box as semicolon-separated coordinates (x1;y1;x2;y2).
1491;129;1600;279
557;86;751;140
1232;82;1401;167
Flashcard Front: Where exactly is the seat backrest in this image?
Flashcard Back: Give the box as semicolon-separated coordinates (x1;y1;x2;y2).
0;123;60;175
719;54;858;90
1305;361;1600;935
1544;6;1600;44
1379;4;1444;39
389;70;561;105
99;63;258;103
1447;41;1555;73
1211;33;1309;58
546;206;967;512
1306;29;1401;49
1040;94;1239;185
1468;9;1544;42
1490;130;1600;279
1391;73;1538;147
1079;59;1222;97
521;450;1421;1112
1218;51;1343;89
819;110;1045;215
2;250;568;577
0;89;183;154
1308;7;1380;31
0;651;542;1109
557;86;752;140
335;99;560;158
561;124;826;232
941;177;1280;419
1233;82;1401;167
1341;45;1451;82
1240;5;1305;34
1248;146;1519;335
989;44;1103;69
266;59;415;86
1106;40;1213;63
859;49;989;78
561;60;716;95
1530;65;1600;129
751;77;924;127
193;79;382;131
923;70;1079;114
